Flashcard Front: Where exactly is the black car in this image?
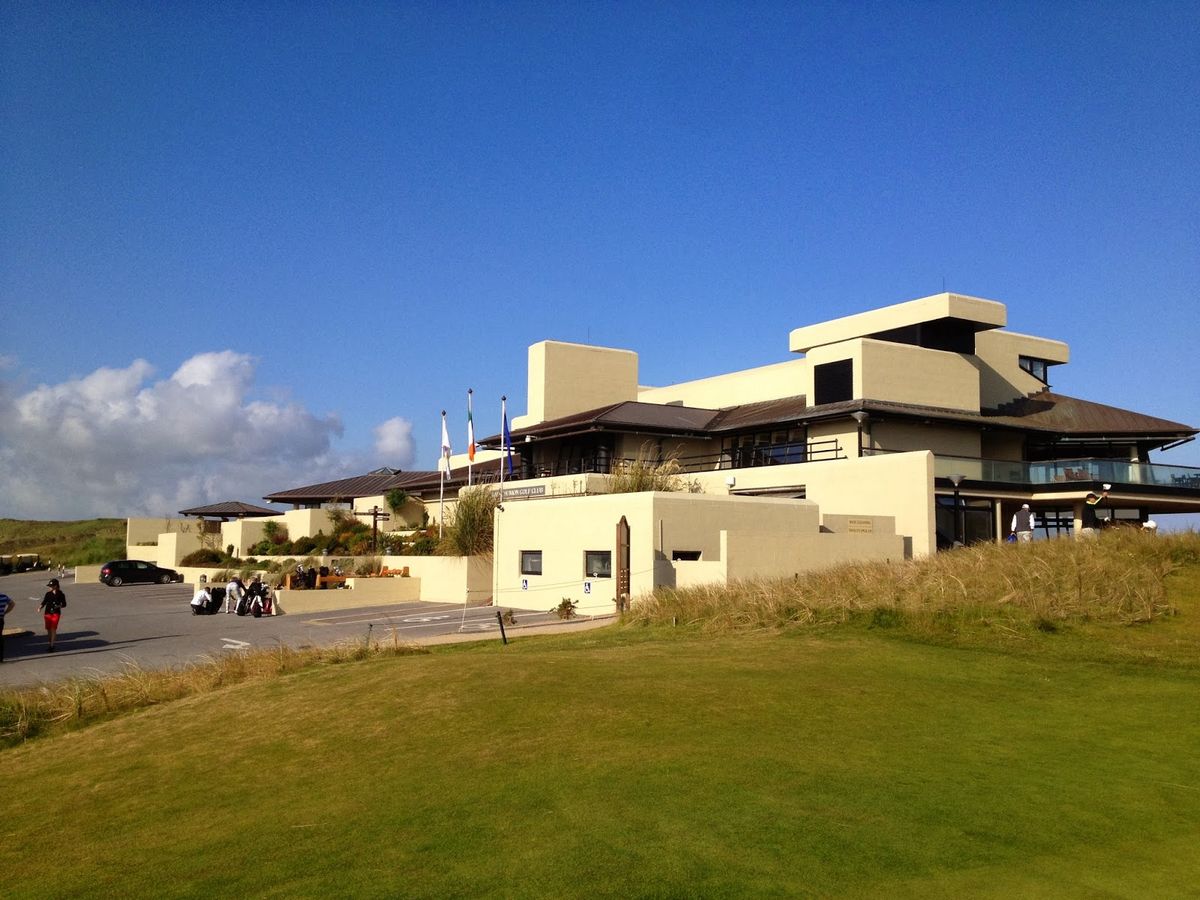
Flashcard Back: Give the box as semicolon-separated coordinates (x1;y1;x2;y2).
100;560;183;586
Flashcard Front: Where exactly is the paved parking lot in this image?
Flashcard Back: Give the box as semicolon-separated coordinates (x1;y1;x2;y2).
0;570;585;688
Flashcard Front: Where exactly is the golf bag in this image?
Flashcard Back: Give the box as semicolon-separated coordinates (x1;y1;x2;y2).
235;594;251;616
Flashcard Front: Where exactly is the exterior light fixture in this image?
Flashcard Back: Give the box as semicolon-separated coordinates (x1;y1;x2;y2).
850;411;870;456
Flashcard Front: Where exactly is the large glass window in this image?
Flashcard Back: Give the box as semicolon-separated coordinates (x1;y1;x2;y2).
584;550;612;578
722;427;808;468
520;550;542;576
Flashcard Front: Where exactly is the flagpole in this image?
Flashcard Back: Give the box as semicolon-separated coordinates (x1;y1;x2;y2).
439;409;448;539
499;396;507;495
467;388;474;488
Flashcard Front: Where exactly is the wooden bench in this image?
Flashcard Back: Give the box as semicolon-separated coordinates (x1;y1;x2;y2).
378;566;410;577
316;574;349;589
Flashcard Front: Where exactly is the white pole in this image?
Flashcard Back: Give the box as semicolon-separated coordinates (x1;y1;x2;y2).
439;409;448;539
499;395;507;495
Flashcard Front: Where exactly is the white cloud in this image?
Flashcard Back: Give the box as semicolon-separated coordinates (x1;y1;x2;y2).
373;416;417;463
0;353;358;519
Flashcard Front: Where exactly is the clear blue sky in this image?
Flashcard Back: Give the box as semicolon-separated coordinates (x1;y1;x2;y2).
2;1;1197;520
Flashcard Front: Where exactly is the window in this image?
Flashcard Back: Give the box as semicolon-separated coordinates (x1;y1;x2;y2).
1019;356;1049;383
584;550;612;578
671;550;702;561
814;360;853;405
520;550;542;576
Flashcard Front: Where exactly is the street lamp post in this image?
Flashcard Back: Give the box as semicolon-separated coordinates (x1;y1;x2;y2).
949;473;965;546
851;411;870;457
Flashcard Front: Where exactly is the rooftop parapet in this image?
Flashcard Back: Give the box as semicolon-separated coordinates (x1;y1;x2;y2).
789;292;1007;354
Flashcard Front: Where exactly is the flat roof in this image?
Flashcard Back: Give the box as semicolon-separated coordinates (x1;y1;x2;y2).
788;292;1007;353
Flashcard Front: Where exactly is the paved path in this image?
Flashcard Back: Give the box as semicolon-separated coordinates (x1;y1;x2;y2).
0;571;614;689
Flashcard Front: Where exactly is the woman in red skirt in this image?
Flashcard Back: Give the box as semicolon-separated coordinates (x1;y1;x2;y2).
40;578;67;652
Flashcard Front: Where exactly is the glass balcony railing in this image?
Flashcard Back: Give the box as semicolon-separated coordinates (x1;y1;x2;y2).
934;456;1200;489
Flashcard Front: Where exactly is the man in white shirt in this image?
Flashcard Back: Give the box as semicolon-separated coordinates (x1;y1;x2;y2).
1011;504;1036;542
191;585;211;615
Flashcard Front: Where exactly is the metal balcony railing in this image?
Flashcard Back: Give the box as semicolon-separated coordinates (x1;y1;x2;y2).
527;438;847;479
933;455;1200;489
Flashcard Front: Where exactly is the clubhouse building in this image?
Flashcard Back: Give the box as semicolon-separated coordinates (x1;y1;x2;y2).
131;293;1200;615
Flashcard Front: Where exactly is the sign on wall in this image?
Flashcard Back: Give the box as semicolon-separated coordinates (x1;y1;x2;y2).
502;485;547;499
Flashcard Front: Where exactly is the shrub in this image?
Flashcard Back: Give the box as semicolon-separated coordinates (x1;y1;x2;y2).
607;448;703;494
552;597;578;620
292;536;319;555
444;487;499;556
355;557;381;576
180;548;224;567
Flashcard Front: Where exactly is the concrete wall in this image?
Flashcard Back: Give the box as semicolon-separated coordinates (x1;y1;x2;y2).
638;357;809;408
790;452;936;558
724;530;904;580
872;421;982;459
789;292;1006;353
494;490;915;617
525;341;639;425
126;517;195;547
152;530;206;567
974;329;1069;409
380;554;492;605
274;577;422;615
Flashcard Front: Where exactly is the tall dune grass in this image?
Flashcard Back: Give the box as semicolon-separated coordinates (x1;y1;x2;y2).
628;530;1200;635
0;637;426;747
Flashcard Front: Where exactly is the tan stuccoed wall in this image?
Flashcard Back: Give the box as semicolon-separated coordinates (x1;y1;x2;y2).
858;339;981;411
525;341;639;425
638;357;809;408
974;330;1069;409
788;292;1006;353
687;454;933;558
496;492;655;615
495;491;913;615
380;554;492;604
127;517;194;547
152;530;205;567
805;338;980;412
354;493;425;529
799;452;935;558
724;530;904;580
807;421;858;458
871;422;981;458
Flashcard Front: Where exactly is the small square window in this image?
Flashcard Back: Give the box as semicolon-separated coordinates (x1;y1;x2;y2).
520;550;542;576
584;550;612;578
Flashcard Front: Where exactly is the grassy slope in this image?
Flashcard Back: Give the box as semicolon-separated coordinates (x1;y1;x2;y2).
0;518;125;564
3;605;1200;897
2;537;1199;898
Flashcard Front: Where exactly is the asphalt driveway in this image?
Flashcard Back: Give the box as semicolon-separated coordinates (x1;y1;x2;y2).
0;570;583;688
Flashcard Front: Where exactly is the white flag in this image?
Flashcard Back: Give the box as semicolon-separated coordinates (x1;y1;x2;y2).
440;411;452;475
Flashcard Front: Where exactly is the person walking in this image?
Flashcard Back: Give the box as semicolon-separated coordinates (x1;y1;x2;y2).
0;593;14;662
1010;503;1036;543
39;578;67;652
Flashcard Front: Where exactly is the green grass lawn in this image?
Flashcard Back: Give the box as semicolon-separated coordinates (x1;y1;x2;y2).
3;618;1200;898
0;517;125;565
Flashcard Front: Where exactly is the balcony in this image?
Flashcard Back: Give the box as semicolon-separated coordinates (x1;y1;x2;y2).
934;456;1200;490
525;439;847;479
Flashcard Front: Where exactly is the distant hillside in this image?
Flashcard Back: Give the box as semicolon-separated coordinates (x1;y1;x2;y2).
0;518;126;565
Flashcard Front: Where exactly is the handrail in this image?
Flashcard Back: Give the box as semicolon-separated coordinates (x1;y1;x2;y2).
528;438;847;478
932;454;1200;488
